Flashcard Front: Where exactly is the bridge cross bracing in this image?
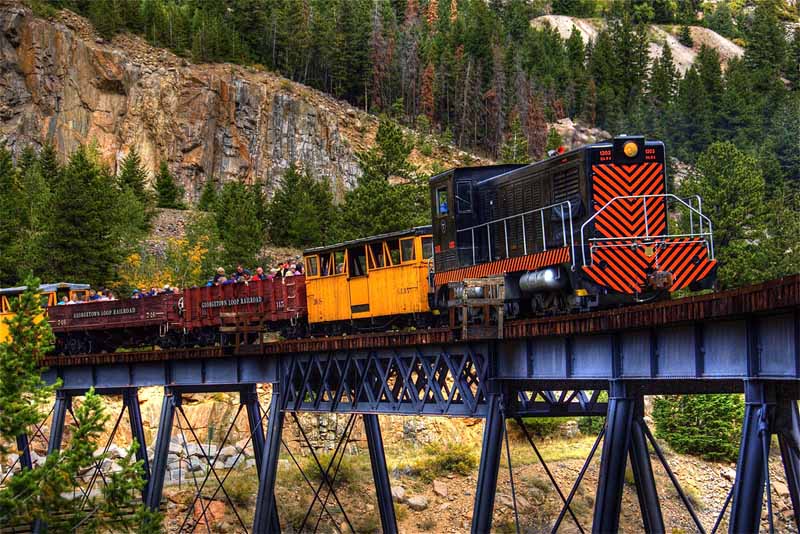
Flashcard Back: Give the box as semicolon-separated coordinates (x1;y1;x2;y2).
4;274;799;533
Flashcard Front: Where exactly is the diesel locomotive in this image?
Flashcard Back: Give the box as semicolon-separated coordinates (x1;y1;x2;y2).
429;135;716;317
0;135;716;354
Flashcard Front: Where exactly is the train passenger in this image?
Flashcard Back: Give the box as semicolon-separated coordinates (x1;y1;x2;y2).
131;289;142;299
213;267;226;284
253;267;266;281
233;264;251;281
88;289;100;301
57;296;68;305
162;285;174;295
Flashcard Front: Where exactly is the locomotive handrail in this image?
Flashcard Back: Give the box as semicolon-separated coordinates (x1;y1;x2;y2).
455;200;576;269
579;194;714;267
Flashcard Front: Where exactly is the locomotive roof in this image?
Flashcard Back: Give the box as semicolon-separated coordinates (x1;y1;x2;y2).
304;226;432;255
428;163;527;183
0;282;91;296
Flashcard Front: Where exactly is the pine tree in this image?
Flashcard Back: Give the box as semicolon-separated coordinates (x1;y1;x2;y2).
743;0;786;91
499;114;530;164
545;127;563;152
155;160;184;209
197;178;218;211
653;394;743;462
118;147;150;203
214;181;265;266
267;165;334;248
0;145;18;283
358;119;417;182
48;146;125;286
678;142;772;288
678;24;693;47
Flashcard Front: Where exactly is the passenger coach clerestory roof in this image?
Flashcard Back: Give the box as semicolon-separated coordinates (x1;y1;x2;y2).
304;226;433;256
0;283;91;296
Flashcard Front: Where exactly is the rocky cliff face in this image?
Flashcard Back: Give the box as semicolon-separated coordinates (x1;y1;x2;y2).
0;2;473;201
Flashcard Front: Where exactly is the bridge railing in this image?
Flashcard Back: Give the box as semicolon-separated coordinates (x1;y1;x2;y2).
455;200;576;269
578;194;715;267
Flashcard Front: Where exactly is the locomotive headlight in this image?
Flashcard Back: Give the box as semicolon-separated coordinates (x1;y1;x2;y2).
623;141;639;158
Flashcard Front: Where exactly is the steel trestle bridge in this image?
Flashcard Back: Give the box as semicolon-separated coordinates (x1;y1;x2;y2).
10;275;800;533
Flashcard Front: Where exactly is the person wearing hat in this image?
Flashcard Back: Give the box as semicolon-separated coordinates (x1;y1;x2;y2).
162;284;174;294
213;267;226;285
131;289;142;299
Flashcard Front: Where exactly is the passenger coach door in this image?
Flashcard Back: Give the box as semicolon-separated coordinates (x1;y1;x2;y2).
347;246;370;317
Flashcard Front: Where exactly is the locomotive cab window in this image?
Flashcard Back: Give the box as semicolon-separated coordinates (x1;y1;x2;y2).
422;236;434;260
348;246;368;277
436;187;449;216
306;256;319;277
456;182;472;213
400;238;416;263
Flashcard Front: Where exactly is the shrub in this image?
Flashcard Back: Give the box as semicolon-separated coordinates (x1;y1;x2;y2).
415;442;477;481
519;417;562;437
652;394;744;462
577;390;608;435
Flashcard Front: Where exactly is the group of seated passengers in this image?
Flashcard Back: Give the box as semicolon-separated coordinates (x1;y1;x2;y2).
208;260;304;287
57;288;117;305
131;285;180;299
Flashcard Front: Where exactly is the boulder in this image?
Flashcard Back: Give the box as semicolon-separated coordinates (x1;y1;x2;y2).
391;485;407;503
432;479;448;498
406;495;428;511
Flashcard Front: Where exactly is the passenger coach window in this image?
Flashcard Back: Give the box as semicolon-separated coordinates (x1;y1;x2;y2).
320;253;333;276
370;243;385;268
334;251;345;274
387;240;401;265
348;247;368;277
400;238;416;263
306;256;319;277
422;237;434;260
456;182;472;213
436;187;449;215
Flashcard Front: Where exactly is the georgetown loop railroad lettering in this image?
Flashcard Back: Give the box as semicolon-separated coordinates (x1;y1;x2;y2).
73;307;136;319
201;296;263;309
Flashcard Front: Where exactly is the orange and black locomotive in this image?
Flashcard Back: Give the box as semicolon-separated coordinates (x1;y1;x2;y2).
429;135;716;317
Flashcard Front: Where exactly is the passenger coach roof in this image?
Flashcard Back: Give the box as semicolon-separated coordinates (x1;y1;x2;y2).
0;282;91;296
304;226;432;255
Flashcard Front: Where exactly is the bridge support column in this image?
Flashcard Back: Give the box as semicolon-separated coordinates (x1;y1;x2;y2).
253;385;284;533
123;388;149;500
629;398;664;534
777;398;800;529
593;383;662;534
16;434;32;470
472;393;504;534
729;381;772;533
145;388;176;512
32;390;71;534
243;385;281;533
364;414;398;534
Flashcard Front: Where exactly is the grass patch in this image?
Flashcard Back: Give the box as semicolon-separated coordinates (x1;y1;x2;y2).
300;451;369;489
418;516;437;531
413;442;478;482
224;467;259;506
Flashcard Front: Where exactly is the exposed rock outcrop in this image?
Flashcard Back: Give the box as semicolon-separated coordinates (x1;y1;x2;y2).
531;15;744;74
0;2;474;202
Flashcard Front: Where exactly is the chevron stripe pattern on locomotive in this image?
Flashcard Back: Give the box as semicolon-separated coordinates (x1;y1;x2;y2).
582;139;716;294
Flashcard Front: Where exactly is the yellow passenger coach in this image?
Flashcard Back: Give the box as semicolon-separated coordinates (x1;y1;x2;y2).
303;227;434;331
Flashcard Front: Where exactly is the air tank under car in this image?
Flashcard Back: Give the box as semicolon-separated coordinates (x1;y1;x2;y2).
428;135;718;319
